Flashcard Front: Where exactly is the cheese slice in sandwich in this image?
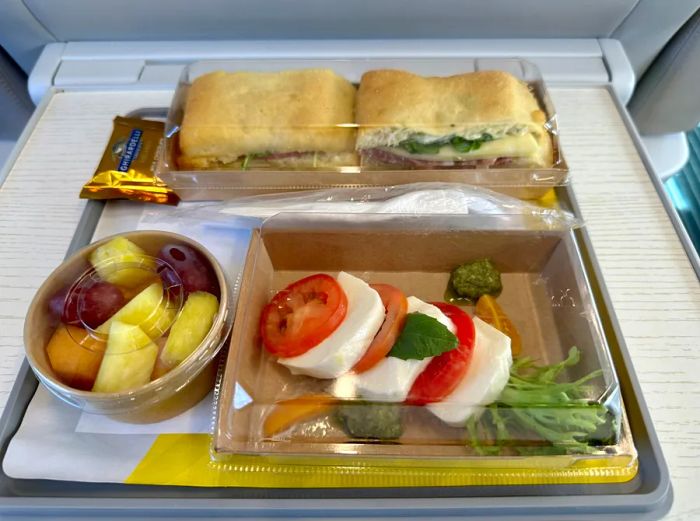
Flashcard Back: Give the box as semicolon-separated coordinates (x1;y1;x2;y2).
355;69;553;169
178;69;358;170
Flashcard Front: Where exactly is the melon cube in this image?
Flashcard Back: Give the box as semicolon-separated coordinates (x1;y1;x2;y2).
46;325;105;390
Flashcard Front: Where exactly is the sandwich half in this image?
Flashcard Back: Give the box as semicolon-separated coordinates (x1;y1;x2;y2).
356;69;553;169
178;69;357;170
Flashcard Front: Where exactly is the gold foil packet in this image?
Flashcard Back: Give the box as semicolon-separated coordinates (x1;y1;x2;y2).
80;116;179;205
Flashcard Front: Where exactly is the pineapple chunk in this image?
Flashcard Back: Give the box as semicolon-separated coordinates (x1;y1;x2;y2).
89;236;156;288
96;282;177;340
92;321;158;393
150;336;171;381
160;292;219;368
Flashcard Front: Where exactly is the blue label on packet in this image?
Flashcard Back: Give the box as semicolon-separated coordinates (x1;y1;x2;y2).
115;128;144;172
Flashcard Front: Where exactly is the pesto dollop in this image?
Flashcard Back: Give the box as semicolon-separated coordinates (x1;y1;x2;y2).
335;402;403;440
450;259;502;302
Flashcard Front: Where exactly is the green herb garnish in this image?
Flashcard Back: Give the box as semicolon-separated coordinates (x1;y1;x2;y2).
335;401;403;440
241;154;252;170
240;153;264;170
398;134;494;155
449;134;492;153
388;312;458;360
450;259;502;302
466;347;617;455
398;139;444;155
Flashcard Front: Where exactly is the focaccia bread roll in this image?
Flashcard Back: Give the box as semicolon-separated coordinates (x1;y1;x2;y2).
356;69;553;169
178;69;357;169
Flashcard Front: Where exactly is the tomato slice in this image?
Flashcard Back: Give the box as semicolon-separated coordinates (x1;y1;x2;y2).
260;274;348;358
352;284;408;373
406;303;476;405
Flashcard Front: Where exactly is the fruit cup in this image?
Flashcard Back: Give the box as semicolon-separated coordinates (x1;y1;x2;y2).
24;231;233;423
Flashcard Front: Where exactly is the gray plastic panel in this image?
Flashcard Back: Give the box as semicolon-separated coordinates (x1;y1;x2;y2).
0;0;55;73
25;0;635;41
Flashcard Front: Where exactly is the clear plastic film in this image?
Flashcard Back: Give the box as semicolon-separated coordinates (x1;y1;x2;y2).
139;182;582;232
157;58;568;201
152;188;640;486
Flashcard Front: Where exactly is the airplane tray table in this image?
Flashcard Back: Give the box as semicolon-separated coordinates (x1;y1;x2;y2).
1;59;694;517
0;183;672;520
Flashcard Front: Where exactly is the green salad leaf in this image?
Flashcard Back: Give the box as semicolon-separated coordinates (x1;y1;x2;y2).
388;312;458;361
398;134;494;155
398;139;443;154
466;347;618;456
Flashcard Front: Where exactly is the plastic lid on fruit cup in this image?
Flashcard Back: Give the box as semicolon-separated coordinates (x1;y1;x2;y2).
61;257;185;353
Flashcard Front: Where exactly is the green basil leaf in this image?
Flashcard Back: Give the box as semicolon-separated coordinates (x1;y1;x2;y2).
388;312;458;360
450;136;481;153
398;139;443;155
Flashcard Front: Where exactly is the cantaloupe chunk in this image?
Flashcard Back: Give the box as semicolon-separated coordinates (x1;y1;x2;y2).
92;321;158;393
46;325;106;390
160;291;219;369
96;282;177;340
263;395;337;437
89;236;156;288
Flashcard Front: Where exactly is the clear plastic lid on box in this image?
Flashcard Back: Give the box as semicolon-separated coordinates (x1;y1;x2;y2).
159;58;568;201
212;212;637;485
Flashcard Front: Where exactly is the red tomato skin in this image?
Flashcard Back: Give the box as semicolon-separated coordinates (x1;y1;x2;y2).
406;303;476;405
352;283;408;373
260;274;347;358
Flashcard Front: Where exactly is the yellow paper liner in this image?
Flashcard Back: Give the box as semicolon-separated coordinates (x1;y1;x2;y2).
127;434;638;488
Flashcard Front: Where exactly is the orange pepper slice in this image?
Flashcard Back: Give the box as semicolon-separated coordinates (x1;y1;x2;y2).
474;295;522;356
263;394;337;437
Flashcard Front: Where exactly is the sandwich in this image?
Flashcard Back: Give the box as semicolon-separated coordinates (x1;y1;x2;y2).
355;70;553;169
178;69;357;170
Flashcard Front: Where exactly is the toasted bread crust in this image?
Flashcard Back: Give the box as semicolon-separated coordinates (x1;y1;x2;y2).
356;70;552;166
179;69;356;168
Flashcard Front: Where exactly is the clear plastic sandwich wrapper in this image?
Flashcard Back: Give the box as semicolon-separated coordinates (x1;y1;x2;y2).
157;58;568;201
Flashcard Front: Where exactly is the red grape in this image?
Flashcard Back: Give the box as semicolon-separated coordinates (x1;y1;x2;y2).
48;286;80;325
157;244;219;297
157;263;185;302
77;281;125;329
